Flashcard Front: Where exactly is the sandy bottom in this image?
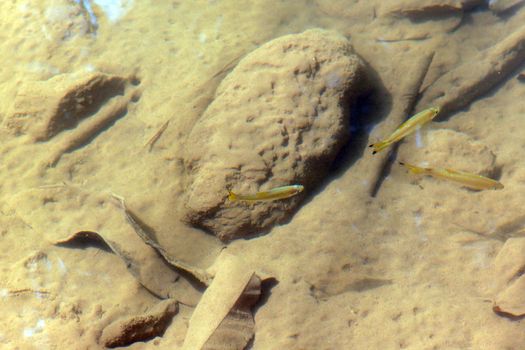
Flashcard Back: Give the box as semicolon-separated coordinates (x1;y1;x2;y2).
1;0;525;349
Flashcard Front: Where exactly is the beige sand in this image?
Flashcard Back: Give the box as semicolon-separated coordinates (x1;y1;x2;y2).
1;0;525;349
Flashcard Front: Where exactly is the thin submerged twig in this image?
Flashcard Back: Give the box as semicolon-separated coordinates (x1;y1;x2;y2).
144;120;170;152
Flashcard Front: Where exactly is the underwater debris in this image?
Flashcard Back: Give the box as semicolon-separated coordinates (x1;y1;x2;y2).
145;120;170;152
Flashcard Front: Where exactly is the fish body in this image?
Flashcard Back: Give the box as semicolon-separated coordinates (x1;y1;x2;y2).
228;184;304;202
399;162;504;190
370;107;440;154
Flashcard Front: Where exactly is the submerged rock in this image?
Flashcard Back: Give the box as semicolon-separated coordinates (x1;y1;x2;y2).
4;72;127;141
489;0;525;13
416;24;525;118
100;299;178;348
492;238;525;317
183;29;368;241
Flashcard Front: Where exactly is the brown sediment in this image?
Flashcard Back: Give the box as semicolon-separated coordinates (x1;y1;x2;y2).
416;24;525;118
4;1;525;348
368;51;435;196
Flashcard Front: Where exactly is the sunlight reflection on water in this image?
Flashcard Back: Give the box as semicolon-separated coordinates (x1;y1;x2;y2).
92;0;134;22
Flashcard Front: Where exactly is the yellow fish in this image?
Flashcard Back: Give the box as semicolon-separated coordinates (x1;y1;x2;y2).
228;184;304;202
369;107;440;154
399;162;504;190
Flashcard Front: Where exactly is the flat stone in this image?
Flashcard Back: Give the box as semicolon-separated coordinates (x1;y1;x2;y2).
4;72;127;141
100;299;178;348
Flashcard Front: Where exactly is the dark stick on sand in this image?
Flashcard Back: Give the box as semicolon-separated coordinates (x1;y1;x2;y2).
368;51;435;197
416;24;525;119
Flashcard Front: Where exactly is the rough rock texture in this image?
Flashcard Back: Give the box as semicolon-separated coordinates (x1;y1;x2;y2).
492;238;525;317
183;29;368;241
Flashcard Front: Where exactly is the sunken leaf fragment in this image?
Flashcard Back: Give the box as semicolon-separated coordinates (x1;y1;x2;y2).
7;186;200;305
112;195;213;286
381;0;463;19
182;252;262;350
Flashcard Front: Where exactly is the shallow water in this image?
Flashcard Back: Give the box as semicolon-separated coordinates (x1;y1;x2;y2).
1;1;525;349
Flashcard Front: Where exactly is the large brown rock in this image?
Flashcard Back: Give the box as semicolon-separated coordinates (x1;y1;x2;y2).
183;29;368;241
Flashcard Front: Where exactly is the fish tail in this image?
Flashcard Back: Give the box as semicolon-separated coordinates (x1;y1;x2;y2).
399;162;427;174
228;190;238;201
369;141;389;154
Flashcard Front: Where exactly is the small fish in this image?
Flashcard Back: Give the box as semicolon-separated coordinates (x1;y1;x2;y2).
369;107;440;154
399;162;504;190
228;184;304;202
